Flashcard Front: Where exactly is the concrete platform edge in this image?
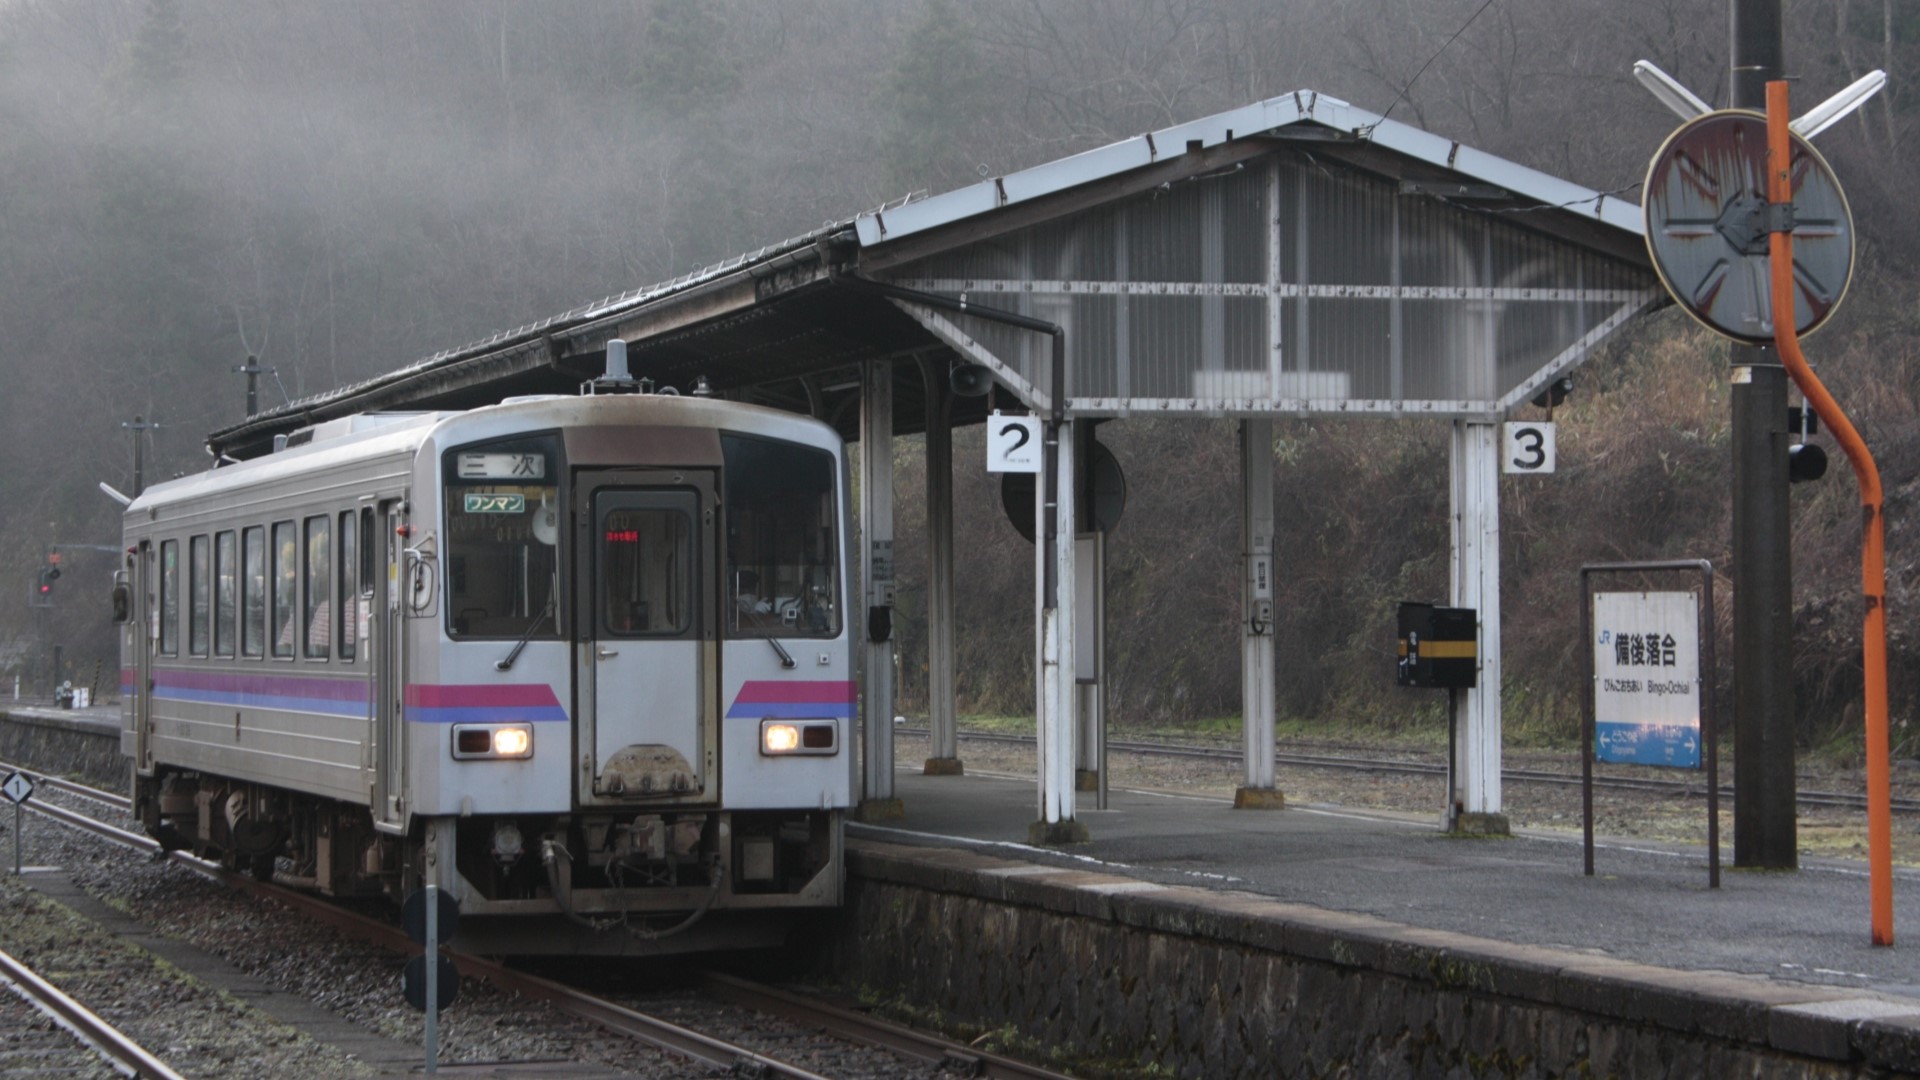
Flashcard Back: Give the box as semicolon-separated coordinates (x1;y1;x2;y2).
2;706;120;741
847;838;1920;1069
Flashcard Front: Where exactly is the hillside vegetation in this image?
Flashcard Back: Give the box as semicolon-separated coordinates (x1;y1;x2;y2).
0;0;1913;753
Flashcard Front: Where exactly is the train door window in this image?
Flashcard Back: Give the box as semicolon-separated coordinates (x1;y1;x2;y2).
720;435;840;638
242;526;266;658
599;503;694;637
359;508;376;592
159;539;179;656
442;434;562;639
188;535;210;657
214;531;237;658
303;516;331;660
338;510;357;662
271;520;296;659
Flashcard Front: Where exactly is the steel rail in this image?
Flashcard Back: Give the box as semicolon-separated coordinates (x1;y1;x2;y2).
0;945;188;1080
17;782;839;1079
900;729;1920;814
0;760;132;812
701;971;1079;1080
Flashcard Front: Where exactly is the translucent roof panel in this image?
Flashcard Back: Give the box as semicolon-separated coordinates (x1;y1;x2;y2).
882;153;1660;419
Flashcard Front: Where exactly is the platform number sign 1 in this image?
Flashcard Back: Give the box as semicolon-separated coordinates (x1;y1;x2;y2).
2;771;29;877
1503;421;1556;475
986;412;1043;474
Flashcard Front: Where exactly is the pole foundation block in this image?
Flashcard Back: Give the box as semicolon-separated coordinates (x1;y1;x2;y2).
855;798;905;822
1028;819;1090;846
923;758;965;776
1450;812;1511;837
1233;786;1286;810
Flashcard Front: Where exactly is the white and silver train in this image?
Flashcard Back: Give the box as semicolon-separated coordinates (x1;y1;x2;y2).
118;389;853;954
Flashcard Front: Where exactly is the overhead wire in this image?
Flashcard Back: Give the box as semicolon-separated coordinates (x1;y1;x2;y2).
1360;0;1503;135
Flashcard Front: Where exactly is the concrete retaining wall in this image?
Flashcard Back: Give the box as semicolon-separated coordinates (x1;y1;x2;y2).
0;707;126;791
829;840;1920;1078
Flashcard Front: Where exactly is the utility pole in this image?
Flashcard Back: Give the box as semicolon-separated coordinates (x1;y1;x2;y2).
1729;0;1796;869
121;416;158;498
233;355;274;417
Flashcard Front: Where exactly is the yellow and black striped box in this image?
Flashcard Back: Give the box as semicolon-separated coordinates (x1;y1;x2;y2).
1396;602;1477;689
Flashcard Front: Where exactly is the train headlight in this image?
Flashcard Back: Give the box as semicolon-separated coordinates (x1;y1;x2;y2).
759;719;838;756
451;723;534;760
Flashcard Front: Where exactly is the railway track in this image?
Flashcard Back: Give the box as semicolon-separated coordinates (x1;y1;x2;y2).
901;728;1920;815
2;761;1074;1080
0;943;186;1080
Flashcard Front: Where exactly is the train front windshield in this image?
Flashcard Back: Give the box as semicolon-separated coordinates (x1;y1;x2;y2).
721;434;839;639
444;435;563;639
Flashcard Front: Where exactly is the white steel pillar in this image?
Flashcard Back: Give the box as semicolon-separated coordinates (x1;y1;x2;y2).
858;359;902;820
1033;418;1084;842
1236;418;1283;808
1448;419;1507;833
921;358;961;775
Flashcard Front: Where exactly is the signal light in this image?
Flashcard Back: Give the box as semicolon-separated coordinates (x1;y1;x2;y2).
1789;442;1829;484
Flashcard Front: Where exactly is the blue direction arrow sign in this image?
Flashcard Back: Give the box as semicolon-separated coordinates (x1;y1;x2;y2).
0;772;32;805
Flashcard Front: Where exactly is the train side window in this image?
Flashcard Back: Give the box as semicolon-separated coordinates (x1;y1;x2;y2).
214;531;237;658
271;520;296;659
242;526;266;658
301;517;331;660
188;535;210;657
339;510;357;662
159;539;179;656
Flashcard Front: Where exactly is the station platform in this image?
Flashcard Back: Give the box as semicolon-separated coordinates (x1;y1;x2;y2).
851;766;1920;1004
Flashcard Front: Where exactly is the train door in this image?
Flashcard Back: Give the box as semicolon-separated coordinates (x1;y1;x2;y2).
372;501;407;831
132;539;153;772
574;471;717;804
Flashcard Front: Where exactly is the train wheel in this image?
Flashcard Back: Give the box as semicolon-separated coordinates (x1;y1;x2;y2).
249;853;277;883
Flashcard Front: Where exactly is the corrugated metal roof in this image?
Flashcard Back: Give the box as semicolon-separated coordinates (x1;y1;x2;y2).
855;90;1642;246
207;89;1650;458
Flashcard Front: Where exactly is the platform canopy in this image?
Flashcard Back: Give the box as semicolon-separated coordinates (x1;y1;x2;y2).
209;90;1661;459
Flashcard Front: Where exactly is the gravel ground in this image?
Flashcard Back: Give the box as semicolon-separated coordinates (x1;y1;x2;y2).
0;949;122;1080
0;784;959;1079
0;867;371;1078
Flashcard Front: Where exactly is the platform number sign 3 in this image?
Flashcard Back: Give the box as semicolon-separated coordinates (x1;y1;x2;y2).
1503;422;1556;475
986;413;1043;474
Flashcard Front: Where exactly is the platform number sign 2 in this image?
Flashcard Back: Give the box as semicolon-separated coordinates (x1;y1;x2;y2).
1503;421;1556;475
986;413;1043;474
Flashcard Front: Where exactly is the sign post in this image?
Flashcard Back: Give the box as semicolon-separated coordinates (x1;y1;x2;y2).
1;771;34;876
402;885;460;1073
1580;561;1719;887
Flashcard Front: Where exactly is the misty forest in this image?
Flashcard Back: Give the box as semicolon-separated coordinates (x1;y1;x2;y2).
2;0;1917;756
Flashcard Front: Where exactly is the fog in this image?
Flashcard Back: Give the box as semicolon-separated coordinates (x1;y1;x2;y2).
2;0;1911;739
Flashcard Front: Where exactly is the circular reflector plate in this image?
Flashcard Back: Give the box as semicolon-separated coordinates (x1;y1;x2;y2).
1643;110;1853;345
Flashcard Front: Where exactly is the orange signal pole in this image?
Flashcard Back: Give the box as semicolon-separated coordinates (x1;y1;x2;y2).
1765;80;1895;947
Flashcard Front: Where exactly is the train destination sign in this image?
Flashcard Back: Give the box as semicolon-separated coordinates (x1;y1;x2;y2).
457;451;546;480
1592;591;1701;768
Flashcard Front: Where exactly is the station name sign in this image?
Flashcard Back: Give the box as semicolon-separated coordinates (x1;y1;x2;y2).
1592;590;1701;767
